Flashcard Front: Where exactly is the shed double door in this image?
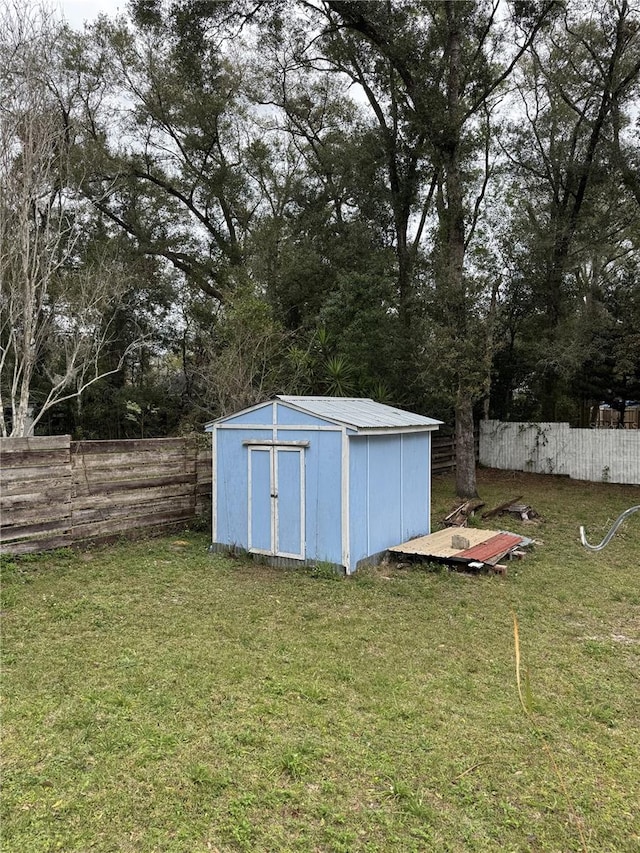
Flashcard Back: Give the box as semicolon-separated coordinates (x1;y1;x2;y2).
248;446;305;559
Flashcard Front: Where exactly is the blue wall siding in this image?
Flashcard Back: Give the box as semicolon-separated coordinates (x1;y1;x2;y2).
401;432;431;540
220;403;274;426
367;435;402;556
348;437;370;568
276;403;333;428
275;448;304;557
215;427;267;548
248;447;272;551
284;428;343;564
349;432;432;566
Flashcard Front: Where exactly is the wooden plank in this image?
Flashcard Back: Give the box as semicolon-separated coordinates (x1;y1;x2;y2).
73;521;196;550
73;507;195;540
482;496;523;520
1;476;71;497
432;461;456;472
72;495;194;525
72;450;193;469
1;533;73;557
443;498;485;526
1;502;72;527
72;438;190;455
1;518;73;543
1;486;73;511
0;449;70;468
0;464;70;485
72;473;195;498
72;462;195;486
0;435;70;453
73;483;196;512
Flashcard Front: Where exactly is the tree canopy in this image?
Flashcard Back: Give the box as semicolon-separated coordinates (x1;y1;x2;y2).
1;0;638;496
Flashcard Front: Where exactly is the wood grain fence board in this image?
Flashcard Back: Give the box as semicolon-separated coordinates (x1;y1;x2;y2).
1;486;74;511
196;462;212;479
0;464;71;485
71;522;196;550
1;433;72;536
1;518;73;543
2;502;72;528
73;507;196;540
71;462;196;485
1;476;71;497
72;496;195;525
430;432;479;472
1;533;73;556
0;449;71;468
73;483;197;511
72;438;190;454
72;451;196;469
0;435;70;453
0;435;210;554
72;473;196;498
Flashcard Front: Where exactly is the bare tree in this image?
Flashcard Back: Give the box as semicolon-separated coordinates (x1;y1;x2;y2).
0;2;141;436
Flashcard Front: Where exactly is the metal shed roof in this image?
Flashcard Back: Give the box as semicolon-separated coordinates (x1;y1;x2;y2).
276;396;441;431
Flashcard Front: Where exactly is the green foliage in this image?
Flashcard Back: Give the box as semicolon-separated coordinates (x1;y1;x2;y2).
6;0;637;438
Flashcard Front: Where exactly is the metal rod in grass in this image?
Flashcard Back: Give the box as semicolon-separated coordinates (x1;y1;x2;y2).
513;613;589;853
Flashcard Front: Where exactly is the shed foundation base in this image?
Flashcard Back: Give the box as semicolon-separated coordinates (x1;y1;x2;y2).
208;542;346;574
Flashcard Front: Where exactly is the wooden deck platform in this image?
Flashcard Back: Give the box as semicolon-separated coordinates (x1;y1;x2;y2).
388;528;524;564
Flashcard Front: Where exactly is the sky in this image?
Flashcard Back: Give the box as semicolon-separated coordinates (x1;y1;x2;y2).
59;0;125;30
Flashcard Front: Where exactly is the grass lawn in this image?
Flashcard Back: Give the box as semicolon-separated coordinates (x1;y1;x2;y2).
2;469;639;852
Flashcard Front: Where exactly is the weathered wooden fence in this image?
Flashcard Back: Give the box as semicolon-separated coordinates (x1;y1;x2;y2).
1;430;464;556
480;420;640;485
431;430;479;474
1;436;212;556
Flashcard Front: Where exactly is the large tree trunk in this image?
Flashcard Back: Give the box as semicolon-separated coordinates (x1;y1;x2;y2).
455;392;478;499
444;2;479;500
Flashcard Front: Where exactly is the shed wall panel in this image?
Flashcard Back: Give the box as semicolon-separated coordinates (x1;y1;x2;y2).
367;435;402;557
285;428;342;565
215;428;265;548
400;432;431;540
276;448;304;557
276;404;334;428
248;447;272;552
348;437;370;567
219;403;274;426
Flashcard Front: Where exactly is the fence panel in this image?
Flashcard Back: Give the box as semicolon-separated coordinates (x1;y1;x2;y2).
71;438;198;544
1;436;212;555
479;420;640;485
431;431;479;473
1;436;73;553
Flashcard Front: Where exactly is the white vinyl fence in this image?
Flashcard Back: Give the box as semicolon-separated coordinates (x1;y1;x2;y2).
479;421;640;485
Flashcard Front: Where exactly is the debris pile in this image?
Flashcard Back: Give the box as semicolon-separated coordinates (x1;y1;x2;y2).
443;499;485;527
388;527;533;575
482;496;539;522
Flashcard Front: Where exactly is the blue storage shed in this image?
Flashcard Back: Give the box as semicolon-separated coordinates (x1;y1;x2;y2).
205;396;441;574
